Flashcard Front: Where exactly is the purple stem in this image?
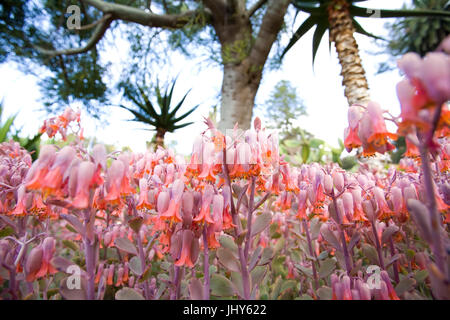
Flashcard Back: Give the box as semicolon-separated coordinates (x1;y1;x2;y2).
238;247;251;299
418;143;446;275
170;266;182;300
136;232;151;300
221;153;250;300
389;236;400;283
83;208;96;300
387;222;400;283
371;220;385;270
244;176;256;260
129;196;151;299
339;228;352;276
202;227;210;300
331;194;352;275
83;233;95;300
302;220;319;290
8;265;17;299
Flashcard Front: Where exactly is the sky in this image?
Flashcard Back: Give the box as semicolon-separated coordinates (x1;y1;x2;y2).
0;0;412;156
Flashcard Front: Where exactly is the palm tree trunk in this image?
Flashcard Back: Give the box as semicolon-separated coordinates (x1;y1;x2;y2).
327;0;371;106
155;127;166;149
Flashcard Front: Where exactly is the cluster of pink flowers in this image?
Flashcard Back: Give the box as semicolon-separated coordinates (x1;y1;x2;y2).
39;108;83;141
0;37;449;301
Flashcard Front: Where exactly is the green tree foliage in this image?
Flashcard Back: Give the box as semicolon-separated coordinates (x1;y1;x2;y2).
265;80;356;168
265;80;307;137
378;0;450;73
386;0;450;57
0;0;288;126
0;0;111;118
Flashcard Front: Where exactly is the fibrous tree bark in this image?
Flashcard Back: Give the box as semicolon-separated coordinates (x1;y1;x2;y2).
327;0;370;106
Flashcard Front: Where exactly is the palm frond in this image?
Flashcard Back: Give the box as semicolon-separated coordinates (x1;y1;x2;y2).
282;15;321;58
173;104;199;123
168;89;192;118
352;18;384;40
350;6;450;18
312;20;328;65
136;86;160;119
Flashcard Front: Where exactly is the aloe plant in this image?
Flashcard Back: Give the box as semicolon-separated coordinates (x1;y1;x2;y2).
120;80;199;148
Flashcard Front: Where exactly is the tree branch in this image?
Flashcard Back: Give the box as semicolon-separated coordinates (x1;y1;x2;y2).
78;13;113;30
34;14;114;57
202;0;227;22
250;0;290;66
248;0;268;17
82;0;209;28
203;0;227;11
227;0;245;14
58;55;73;86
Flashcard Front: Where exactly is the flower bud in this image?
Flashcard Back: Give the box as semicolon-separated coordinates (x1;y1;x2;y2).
390;187;403;213
362;199;377;221
157;191;170;215
116;267;124;286
92;144;107;169
403;186;417;202
415;252;428;270
333;172;344;193
407;199;432;243
356;279;371;300
212;194;224;232
397;52;422;79
421;52;450;104
323;174;333;194
103;232;112;247
342;192;354;221
25;246;43;277
148;248;155;261
181;192;194;227
128;276;135;288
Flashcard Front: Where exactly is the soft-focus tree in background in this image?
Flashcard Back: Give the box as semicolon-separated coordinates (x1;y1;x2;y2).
377;0;450;73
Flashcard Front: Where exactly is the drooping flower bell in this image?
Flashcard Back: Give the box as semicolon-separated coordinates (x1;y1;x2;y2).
344;105;363;152
25;237;57;282
358;102;397;156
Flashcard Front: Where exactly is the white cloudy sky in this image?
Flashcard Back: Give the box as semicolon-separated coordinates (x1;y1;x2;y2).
0;0;412;155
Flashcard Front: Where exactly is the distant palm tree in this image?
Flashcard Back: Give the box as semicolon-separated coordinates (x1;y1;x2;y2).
282;0;450;106
120;80;199;148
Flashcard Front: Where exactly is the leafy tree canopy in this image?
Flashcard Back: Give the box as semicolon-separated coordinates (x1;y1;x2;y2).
0;0;286;119
265;80;307;137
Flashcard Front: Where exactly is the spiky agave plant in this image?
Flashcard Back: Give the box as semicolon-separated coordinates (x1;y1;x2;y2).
281;0;450;106
120;79;199;148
